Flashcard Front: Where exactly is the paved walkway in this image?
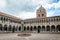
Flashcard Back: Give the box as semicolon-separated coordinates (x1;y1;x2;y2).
0;33;60;40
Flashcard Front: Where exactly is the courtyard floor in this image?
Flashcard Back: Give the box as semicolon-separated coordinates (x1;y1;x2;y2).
0;33;60;40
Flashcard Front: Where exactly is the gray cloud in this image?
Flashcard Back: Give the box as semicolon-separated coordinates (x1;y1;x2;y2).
6;0;37;13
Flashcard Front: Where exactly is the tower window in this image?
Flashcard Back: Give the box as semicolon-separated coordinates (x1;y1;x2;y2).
40;10;41;12
42;14;44;16
38;14;40;17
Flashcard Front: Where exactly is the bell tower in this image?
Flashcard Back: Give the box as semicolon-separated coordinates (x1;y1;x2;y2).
36;6;46;18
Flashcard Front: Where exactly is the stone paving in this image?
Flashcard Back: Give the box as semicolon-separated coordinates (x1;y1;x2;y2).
0;33;60;40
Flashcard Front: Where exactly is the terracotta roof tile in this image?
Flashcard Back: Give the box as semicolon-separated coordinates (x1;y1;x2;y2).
0;12;22;20
24;16;60;20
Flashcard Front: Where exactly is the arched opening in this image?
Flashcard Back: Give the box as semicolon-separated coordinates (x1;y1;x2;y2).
24;26;26;31
12;26;15;32
42;26;45;31
38;26;41;33
9;25;12;31
27;26;29;31
30;26;33;31
51;25;55;32
57;25;60;32
46;25;50;31
34;26;37;31
19;26;21;31
0;24;2;31
38;26;41;30
4;24;7;31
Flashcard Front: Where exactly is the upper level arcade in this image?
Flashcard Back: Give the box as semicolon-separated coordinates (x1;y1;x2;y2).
0;12;21;24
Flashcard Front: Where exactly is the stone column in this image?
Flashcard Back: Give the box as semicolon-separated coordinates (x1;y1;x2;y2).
55;26;56;32
45;26;46;32
50;26;51;32
41;26;42;32
7;26;9;32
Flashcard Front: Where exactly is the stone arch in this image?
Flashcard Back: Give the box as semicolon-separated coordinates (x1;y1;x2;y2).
38;26;41;33
57;25;60;32
51;25;55;32
9;25;12;31
19;26;21;31
27;26;29;31
4;24;7;31
34;26;37;31
12;26;15;32
0;24;3;31
24;26;26;31
42;26;45;31
46;25;50;31
30;26;33;31
38;26;41;30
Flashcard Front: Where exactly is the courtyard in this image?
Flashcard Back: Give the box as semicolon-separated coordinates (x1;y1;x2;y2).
0;33;60;40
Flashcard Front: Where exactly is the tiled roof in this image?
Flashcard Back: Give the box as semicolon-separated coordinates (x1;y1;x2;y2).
24;16;60;20
0;12;21;20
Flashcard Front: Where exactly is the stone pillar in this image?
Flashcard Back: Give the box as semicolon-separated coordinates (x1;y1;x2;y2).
25;26;27;31
2;27;4;31
11;26;12;32
17;27;18;31
45;26;46;32
7;24;8;31
55;26;56;32
29;27;30;31
50;26;51;32
32;26;33;31
41;26;42;32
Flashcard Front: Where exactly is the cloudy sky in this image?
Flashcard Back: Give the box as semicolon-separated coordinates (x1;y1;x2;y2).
0;0;60;19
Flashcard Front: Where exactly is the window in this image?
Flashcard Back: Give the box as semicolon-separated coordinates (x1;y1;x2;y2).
56;18;58;21
42;14;44;16
38;14;40;17
59;18;60;21
51;18;53;22
54;18;55;21
40;10;41;12
1;17;3;20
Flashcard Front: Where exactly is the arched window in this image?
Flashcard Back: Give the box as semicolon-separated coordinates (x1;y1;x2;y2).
56;18;58;21
42;14;44;16
43;19;45;22
51;18;53;22
59;18;60;21
54;18;55;21
49;19;50;22
1;17;3;20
